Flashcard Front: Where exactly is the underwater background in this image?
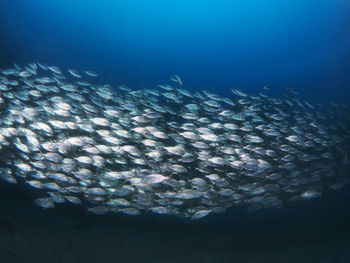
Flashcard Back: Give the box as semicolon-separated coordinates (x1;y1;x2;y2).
0;0;350;262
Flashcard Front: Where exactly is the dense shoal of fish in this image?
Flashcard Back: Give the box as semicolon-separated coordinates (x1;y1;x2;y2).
0;62;349;220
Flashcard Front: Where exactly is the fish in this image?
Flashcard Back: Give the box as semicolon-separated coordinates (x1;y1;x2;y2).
0;62;349;220
47;66;62;75
68;69;82;78
170;74;183;86
84;70;98;77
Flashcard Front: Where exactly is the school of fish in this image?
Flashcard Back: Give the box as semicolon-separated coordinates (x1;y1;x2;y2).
0;62;349;220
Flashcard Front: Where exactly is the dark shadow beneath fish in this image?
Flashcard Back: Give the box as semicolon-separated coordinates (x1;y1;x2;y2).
0;218;17;233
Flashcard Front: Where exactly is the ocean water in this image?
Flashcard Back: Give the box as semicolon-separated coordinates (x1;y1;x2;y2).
0;0;350;262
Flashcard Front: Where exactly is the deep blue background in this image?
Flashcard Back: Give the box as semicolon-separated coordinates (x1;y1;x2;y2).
1;0;350;105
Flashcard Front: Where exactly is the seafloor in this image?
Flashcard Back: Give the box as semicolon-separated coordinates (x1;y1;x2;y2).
0;181;349;263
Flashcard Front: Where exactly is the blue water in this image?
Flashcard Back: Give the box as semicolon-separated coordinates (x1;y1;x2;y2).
1;0;350;104
0;1;350;262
